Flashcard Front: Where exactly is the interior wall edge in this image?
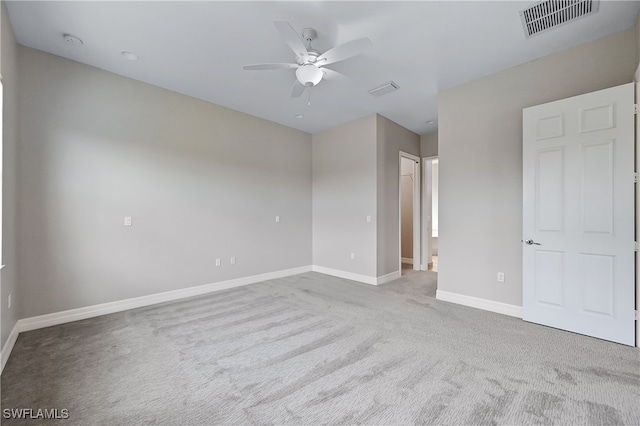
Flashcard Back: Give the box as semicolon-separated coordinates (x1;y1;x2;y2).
0;0;21;351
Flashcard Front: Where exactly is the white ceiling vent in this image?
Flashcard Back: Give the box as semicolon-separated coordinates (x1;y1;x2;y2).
369;82;399;97
520;0;599;38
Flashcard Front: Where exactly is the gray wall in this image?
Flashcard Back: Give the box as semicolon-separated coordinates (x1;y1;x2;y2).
438;28;638;306
1;1;19;348
376;115;420;276
420;132;438;158
17;47;312;318
312;114;377;277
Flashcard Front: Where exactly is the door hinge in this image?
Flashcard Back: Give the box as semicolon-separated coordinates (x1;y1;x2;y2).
635;310;639;321
634;173;638;183
634;242;639;252
635;104;640;115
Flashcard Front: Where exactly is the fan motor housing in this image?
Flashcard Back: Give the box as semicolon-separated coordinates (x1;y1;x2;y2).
297;50;320;65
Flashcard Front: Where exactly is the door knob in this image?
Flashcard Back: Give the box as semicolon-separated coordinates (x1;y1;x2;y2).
522;239;541;245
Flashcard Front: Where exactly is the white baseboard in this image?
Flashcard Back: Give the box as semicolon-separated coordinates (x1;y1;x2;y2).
311;265;377;285
1;323;19;374
0;265;312;374
311;265;401;286
401;257;413;264
436;290;523;318
17;265;311;333
376;270;401;285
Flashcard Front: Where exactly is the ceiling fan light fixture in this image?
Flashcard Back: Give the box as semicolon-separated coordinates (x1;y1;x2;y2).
243;21;370;99
296;65;323;87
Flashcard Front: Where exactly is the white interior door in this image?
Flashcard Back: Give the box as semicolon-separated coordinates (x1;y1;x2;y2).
523;83;635;346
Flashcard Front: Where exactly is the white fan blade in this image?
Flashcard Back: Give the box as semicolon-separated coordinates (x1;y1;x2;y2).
317;38;372;66
274;21;308;62
291;80;306;98
243;63;298;71
321;67;346;81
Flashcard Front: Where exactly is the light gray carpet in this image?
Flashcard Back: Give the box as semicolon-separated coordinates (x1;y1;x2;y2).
2;270;639;425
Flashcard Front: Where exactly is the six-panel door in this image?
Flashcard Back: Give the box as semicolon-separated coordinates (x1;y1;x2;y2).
522;83;635;346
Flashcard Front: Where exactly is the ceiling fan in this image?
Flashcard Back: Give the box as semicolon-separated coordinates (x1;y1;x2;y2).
243;21;372;101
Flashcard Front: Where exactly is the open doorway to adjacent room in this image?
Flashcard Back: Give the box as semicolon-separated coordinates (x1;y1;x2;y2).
422;157;438;272
399;152;420;275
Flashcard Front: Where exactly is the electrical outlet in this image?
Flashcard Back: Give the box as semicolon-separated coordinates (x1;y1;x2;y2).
275;215;280;223
230;257;236;265
366;215;372;223
8;294;11;309
497;272;505;283
124;217;132;226
215;258;221;267
350;252;356;260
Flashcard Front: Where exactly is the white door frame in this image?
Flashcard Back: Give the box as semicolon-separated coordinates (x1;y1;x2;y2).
635;79;640;348
399;151;421;271
422;156;438;270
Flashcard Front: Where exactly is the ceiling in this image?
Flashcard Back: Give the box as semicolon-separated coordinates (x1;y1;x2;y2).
6;1;639;135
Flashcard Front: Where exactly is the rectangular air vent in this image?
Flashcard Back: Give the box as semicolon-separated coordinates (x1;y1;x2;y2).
369;82;399;97
520;0;599;38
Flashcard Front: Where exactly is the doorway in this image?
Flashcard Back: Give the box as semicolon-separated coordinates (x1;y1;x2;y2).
422;157;438;272
399;152;420;274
